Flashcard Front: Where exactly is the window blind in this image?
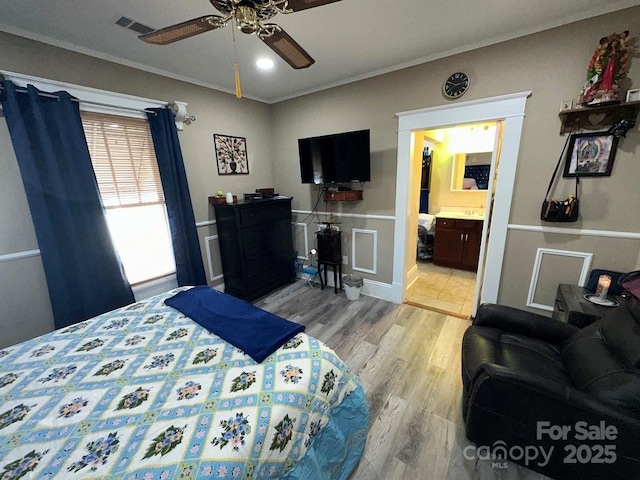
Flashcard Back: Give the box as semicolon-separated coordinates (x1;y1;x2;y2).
81;112;164;208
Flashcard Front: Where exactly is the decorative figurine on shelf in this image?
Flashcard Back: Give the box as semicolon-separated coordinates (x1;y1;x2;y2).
579;31;631;107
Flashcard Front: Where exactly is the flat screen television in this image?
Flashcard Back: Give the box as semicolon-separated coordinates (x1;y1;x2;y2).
298;129;370;184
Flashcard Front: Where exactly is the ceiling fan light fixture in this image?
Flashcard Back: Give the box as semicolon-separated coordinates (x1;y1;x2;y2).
256;58;274;69
142;0;341;68
235;6;259;34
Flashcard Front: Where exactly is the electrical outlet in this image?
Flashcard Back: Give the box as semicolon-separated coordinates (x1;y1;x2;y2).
342;255;348;265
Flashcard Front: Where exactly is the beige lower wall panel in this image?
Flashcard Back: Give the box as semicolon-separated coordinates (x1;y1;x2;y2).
499;230;640;313
532;253;590;306
292;213;394;284
353;229;376;273
0;256;54;348
198;223;222;287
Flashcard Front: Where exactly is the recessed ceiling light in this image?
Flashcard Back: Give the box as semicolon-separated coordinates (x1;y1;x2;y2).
256;58;274;70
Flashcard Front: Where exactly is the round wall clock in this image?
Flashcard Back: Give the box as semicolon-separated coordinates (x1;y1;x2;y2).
443;72;470;99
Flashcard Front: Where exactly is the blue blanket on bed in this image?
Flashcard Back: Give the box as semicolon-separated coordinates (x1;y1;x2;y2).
165;286;305;363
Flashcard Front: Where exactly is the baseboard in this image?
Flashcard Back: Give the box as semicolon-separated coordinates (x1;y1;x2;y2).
362;278;399;303
321;273;399;304
406;264;419;290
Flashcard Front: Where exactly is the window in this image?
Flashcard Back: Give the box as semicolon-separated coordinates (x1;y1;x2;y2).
81;112;175;284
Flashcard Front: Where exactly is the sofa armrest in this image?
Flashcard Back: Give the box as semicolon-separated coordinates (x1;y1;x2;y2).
473;303;579;344
473;363;640;431
467;363;640;470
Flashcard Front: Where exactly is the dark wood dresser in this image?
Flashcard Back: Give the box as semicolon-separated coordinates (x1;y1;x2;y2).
213;198;295;301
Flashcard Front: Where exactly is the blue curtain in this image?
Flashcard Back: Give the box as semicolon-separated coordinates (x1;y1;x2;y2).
419;189;429;213
0;81;134;328
147;108;206;286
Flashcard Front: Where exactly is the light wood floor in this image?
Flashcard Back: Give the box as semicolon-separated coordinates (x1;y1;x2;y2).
407;261;477;319
256;281;549;480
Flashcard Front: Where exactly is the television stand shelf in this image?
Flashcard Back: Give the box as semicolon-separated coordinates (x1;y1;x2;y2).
323;190;363;202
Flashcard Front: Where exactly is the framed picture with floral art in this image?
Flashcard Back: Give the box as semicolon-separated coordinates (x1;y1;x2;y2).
563;132;618;177
214;134;249;175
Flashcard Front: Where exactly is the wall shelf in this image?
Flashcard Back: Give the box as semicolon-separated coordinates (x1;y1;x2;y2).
323;190;363;202
558;100;640;134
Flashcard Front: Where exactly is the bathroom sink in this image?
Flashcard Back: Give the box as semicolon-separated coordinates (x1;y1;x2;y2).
435;209;485;220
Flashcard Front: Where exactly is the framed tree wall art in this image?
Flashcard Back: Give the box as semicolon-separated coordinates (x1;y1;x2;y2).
563;132;618;177
214;134;249;175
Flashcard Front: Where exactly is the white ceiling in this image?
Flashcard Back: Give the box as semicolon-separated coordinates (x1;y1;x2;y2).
1;0;639;103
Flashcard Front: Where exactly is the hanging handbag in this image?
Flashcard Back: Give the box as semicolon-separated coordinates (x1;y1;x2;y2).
541;135;579;222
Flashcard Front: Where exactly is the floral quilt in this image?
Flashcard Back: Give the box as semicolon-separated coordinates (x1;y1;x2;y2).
0;288;363;479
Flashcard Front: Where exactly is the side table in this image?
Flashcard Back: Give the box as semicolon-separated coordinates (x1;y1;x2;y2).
552;283;620;328
318;260;342;294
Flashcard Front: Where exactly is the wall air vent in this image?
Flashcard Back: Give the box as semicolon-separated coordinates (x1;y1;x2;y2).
114;15;154;35
128;22;155;35
115;16;134;28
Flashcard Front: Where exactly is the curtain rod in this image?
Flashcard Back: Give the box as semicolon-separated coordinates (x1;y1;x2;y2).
0;80;158;114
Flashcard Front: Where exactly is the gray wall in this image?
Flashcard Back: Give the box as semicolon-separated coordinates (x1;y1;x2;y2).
271;7;640;309
2;7;640;346
0;32;276;347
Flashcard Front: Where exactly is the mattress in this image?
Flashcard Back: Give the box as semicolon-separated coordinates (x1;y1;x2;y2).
0;287;368;479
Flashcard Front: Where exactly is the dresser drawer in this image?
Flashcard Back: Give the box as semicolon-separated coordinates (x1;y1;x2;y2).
435;217;481;231
239;201;291;227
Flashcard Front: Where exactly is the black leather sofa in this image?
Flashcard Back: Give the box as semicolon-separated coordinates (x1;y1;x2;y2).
462;301;640;479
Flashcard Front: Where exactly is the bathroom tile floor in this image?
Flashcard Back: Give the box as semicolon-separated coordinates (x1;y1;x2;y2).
405;260;477;318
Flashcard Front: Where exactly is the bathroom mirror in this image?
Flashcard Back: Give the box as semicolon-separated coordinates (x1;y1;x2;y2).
451;151;493;191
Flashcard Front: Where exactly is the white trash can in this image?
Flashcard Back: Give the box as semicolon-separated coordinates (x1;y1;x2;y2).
343;275;363;301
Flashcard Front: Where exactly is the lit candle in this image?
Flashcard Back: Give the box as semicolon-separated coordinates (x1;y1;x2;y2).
596;274;612;300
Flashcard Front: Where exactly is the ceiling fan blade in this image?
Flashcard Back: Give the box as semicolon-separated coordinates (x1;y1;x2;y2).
259;26;314;69
139;15;226;45
286;0;342;12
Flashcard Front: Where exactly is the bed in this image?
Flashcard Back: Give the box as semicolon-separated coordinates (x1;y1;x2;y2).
0;287;368;479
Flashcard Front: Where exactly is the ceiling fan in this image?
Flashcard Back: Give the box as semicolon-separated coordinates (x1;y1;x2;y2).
139;0;343;70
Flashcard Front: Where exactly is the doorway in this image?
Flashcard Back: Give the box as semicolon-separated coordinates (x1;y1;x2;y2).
391;92;531;315
405;121;501;318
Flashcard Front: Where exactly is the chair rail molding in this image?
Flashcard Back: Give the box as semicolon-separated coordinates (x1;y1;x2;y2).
0;249;41;264
508;223;640;239
292;210;394;221
196;219;217;228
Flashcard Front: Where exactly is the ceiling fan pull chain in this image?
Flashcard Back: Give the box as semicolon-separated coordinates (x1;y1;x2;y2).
232;20;242;98
235;62;242;99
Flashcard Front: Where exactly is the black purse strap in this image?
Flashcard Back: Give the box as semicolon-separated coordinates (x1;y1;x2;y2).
545;135;579;201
